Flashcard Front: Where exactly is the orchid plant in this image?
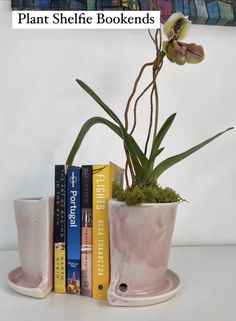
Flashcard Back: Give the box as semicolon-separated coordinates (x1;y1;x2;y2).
66;13;233;204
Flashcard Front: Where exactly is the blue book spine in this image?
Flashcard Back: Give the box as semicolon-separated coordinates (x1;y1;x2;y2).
35;0;51;10
194;0;208;24
183;0;190;16
139;0;150;10
22;0;35;9
189;0;198;23
87;0;96;10
69;0;87;10
12;0;24;10
206;0;220;25
66;166;81;295
51;0;69;10
173;0;183;13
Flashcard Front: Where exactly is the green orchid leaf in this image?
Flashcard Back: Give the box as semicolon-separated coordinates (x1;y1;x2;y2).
149;147;165;164
128;135;148;167
66;116;146;179
150;113;176;158
147;127;234;184
130;156;145;184
141;148;165;184
76;79;148;168
76;79;124;129
66;116;121;165
144;113;175;182
145;147;165;171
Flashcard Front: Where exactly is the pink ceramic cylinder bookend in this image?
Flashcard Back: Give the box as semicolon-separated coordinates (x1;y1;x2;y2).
108;200;181;306
8;197;54;298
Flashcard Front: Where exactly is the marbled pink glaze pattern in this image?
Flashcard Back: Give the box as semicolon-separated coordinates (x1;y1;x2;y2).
108;200;178;305
8;197;54;298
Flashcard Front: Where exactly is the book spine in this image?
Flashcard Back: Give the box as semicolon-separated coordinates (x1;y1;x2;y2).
54;165;67;293
81;165;93;296
66;166;81;294
20;0;35;9
87;0;96;10
92;164;113;300
11;0;24;10
35;0;51;10
51;0;69;10
69;0;87;10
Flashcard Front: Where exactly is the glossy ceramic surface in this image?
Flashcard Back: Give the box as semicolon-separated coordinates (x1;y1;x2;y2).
8;197;54;298
108;200;180;306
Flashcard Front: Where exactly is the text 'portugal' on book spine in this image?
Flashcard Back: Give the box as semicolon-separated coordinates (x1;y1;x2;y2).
66;166;81;294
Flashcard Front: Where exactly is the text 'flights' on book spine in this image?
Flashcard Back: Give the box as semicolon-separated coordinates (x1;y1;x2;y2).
54;165;67;294
66;166;81;294
92;164;114;300
81;165;93;296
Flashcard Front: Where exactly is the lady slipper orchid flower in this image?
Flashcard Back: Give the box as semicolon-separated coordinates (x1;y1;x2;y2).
163;13;205;65
164;13;191;41
185;43;205;64
164;41;205;65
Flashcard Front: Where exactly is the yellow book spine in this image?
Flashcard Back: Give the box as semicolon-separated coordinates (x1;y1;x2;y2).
54;245;66;293
92;164;112;300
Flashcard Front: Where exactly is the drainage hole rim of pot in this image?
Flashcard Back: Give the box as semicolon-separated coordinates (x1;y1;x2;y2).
119;283;128;292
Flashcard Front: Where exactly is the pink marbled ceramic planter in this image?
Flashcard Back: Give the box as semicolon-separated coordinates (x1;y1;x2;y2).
108;200;180;306
8;197;54;298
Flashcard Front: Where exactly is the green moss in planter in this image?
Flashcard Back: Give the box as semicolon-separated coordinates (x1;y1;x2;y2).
113;183;183;206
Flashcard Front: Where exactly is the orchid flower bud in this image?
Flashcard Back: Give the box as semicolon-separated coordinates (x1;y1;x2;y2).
164;13;191;41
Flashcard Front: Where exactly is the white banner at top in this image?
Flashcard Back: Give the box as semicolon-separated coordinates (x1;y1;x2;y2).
12;11;160;29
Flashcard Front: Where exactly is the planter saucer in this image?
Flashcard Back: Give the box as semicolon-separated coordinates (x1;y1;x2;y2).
107;269;180;307
8;266;50;298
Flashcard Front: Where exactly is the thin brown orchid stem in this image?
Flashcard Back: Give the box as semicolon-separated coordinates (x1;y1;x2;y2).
155;28;158;44
145;30;161;153
125;148;135;187
124;149;137;188
129;29;163;138
124;60;157;187
148;29;155;44
124;159;130;188
158;25;162;52
148;29;159;55
152;59;163;140
129;61;161;136
152;79;159;141
152;30;163;141
144;85;155;155
124;60;156;132
124;25;161;187
144;56;163;156
124;146;134;188
154;29;159;53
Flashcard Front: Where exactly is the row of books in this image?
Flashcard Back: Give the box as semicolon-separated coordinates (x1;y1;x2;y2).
54;163;123;299
11;0;142;11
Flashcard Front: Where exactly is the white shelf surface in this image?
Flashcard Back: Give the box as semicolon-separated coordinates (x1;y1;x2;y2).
1;246;236;321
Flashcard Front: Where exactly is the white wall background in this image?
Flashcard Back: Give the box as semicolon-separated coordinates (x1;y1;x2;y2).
0;1;235;249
